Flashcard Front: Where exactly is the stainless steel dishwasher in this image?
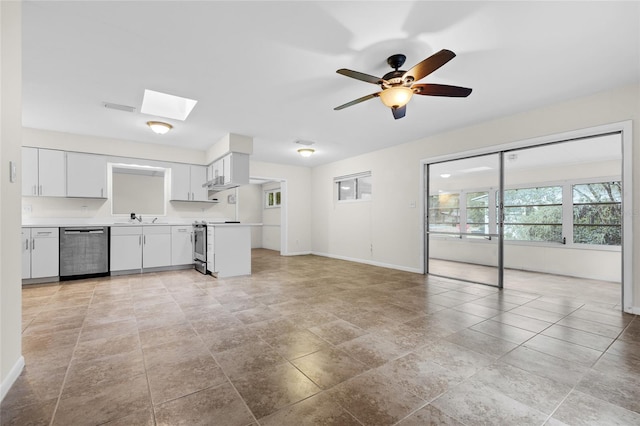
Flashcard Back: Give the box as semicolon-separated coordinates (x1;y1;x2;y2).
59;227;109;279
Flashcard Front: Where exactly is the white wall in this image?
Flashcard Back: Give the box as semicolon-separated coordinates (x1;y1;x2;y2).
311;84;640;307
1;0;25;401
237;184;263;248
262;182;282;251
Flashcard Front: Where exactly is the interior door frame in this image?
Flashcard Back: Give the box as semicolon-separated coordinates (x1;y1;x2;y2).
419;120;633;313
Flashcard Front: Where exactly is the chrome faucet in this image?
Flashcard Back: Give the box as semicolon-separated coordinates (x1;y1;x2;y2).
152;217;158;223
135;215;142;223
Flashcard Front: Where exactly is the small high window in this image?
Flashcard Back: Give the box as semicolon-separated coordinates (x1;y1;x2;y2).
335;172;372;201
265;189;281;208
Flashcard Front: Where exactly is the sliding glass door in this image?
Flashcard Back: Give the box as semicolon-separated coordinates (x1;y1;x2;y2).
426;153;502;287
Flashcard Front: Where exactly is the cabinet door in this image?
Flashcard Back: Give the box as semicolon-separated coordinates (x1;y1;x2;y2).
31;228;59;278
38;149;66;197
66;152;107;198
171;226;193;265
143;233;171;268
222;155;231;185
110;234;142;271
21;228;31;279
170;163;191;201
190;165;208;201
22;147;39;196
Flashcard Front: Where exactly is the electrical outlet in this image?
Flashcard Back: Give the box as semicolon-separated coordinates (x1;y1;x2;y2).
23;205;32;214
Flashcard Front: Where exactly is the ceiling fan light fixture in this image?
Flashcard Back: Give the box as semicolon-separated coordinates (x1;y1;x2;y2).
379;86;414;108
147;121;173;135
297;148;315;157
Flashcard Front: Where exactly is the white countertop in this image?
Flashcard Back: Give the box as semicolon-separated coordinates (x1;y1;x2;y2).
21;218;262;227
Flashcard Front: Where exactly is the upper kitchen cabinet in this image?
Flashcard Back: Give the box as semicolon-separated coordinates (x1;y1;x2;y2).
22;147;65;197
66;152;107;198
170;163;208;202
205;153;249;191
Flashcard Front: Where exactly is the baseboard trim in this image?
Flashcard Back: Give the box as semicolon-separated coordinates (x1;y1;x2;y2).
1;356;24;402
282;251;312;256
311;252;423;274
625;306;640;315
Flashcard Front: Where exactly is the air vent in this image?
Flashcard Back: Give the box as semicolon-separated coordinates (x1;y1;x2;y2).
295;140;315;146
102;102;136;113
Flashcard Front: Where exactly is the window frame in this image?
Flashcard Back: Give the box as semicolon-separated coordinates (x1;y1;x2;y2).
335;171;372;203
430;176;621;251
264;188;281;209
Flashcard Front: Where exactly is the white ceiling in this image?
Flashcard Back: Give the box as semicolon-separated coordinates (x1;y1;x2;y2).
21;1;640;167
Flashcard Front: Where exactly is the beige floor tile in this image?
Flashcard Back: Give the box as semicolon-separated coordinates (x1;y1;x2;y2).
7;249;635;426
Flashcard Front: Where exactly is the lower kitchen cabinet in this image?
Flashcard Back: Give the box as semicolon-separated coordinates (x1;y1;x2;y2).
110;226;142;272
143;226;171;269
171;225;193;266
207;225;251;277
110;226;172;272
22;227;59;280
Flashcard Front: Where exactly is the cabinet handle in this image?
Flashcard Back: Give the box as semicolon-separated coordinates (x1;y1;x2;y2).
31;238;35;250
101;188;104;197
187;191;190;200
32;185;36;196
139;235;141;246
25;238;29;250
38;185;42;195
144;235;146;245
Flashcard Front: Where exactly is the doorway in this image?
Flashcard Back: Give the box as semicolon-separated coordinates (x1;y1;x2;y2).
423;122;632;312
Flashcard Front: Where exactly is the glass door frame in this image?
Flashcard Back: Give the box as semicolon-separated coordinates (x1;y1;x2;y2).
420;121;633;312
425;152;504;288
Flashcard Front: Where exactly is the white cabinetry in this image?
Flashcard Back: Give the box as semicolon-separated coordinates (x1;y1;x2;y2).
22;147;65;197
110;226;172;272
110;226;142;272
170;164;208;201
66;152;107;198
171;226;193;266
22;227;59;280
143;226;171;268
207;225;251;277
207;153;250;187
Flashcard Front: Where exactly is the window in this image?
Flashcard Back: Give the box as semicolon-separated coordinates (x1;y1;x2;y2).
336;172;372;201
573;182;621;245
466;191;489;235
501;186;563;242
265;189;281;208
428;192;460;232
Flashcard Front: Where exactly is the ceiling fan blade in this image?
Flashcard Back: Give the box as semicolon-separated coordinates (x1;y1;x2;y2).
403;49;456;83
334;93;380;110
391;105;406;119
336;69;384;85
412;83;472;97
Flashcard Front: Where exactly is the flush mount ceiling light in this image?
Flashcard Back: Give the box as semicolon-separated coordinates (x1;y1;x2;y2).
141;89;197;121
297;148;315;157
146;121;173;135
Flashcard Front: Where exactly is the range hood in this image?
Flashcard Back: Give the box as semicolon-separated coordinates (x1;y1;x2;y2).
203;177;240;192
203;152;250;194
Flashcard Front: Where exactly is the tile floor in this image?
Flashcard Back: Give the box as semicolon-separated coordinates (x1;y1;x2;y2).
1;249;639;425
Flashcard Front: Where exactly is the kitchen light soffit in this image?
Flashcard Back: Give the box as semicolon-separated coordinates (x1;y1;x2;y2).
141;89;197;121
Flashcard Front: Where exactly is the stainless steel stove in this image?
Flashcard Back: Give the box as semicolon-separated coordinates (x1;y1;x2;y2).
192;221;207;274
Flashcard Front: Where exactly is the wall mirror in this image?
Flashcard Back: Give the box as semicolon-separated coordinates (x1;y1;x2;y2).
110;163;167;215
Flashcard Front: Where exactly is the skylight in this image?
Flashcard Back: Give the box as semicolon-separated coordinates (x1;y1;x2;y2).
140;89;197;121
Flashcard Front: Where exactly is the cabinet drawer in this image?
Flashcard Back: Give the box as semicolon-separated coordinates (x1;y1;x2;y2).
31;228;58;237
110;226;142;236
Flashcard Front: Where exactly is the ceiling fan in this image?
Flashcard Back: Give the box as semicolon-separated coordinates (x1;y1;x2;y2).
334;49;472;119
